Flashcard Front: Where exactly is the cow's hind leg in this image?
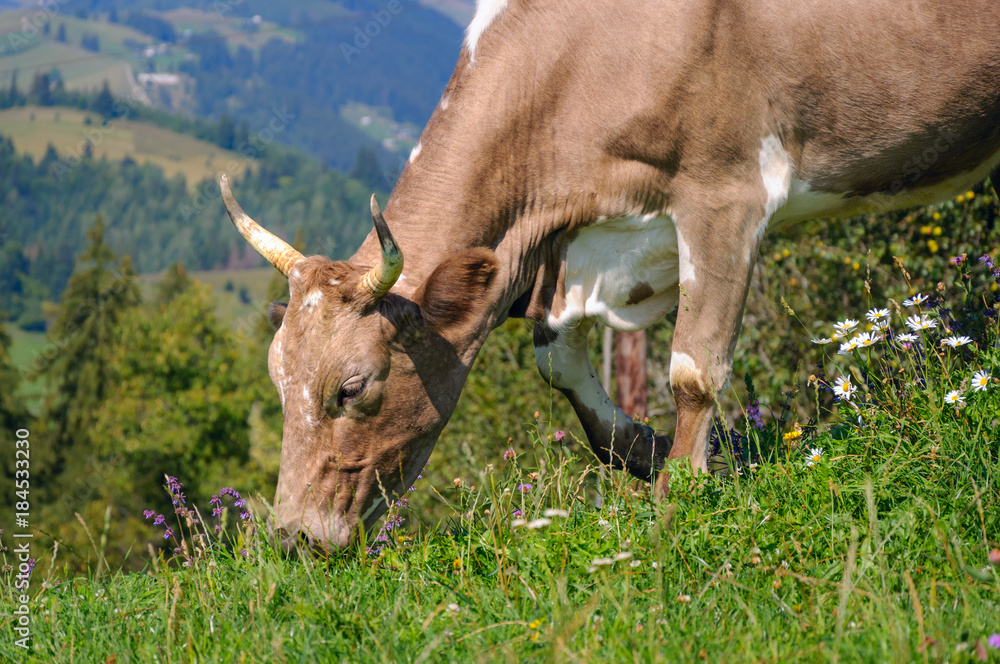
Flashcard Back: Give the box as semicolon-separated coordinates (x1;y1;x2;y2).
533;320;669;479
656;194;766;495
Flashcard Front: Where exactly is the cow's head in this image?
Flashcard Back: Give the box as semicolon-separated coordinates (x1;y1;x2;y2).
220;175;500;551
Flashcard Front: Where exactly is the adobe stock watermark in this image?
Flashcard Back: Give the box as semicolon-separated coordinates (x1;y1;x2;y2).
180;104;297;220
340;0;403;63
0;0;72;55
11;427;34;650
889;128;961;195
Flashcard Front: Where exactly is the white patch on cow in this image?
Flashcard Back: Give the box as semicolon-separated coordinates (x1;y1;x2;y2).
754;135;793;259
547;213;682;334
302;386;310;402
329;278;341;286
439;95;449;111
669;351;706;392
409;141;422;164
465;0;508;61
676;227;695;284
303;290;323;308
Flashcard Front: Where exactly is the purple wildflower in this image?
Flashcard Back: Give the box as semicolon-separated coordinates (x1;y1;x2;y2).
746;400;765;431
209;495;222;507
989;634;1000;650
212;507;223;517
214;524;223;534
503;448;516;462
518;483;532;493
163;527;174;539
553;430;566;442
143;510;155;519
950;255;964;266
513;509;522;517
233;498;246;508
241;548;248;558
240;511;251;521
153;514;166;526
980;254;995;269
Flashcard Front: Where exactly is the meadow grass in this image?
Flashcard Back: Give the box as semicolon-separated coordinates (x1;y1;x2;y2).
2;263;999;663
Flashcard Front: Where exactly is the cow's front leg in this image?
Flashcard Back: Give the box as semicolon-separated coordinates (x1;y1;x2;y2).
656;201;763;494
533;320;669;479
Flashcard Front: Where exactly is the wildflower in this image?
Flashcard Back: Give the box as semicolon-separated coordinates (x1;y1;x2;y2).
629;559;642;568
838;338;859;355
591;557;614;569
513;509;522;517
239;511;251;521
746;399;765;430
597;519;610;528
553;430;566;442
832;376;856;400
453;477;463;488
866;308;890;322
950;255;965;266
542;508;569;518
973;371;994;392
905;314;937;331
613;551;633;561
872;319;891;331
163;527;174;540
896;332;918;343
989;548;1000;566
903;293;928;307
944;390;965;405
856;332;881;348
811;337;834;345
782;425;802;442
518;483;532;493
526;518;551;530
153;514;166;526
209;495;222;507
833;319;859;335
503;448;516;462
143;510;156;519
805;447;824;466
988;634;1000;650
942;335;973;347
676;594;691;603
511;518;526;528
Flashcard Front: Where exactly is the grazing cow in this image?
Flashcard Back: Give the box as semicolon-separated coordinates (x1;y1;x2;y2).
221;0;1000;550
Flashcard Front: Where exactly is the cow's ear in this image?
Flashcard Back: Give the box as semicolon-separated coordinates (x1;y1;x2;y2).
416;248;499;333
268;302;288;329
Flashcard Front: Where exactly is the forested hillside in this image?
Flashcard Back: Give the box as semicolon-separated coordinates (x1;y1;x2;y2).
0;0;463;171
0;101;385;330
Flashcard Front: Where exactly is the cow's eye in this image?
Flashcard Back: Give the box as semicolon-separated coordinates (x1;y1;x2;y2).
338;377;366;407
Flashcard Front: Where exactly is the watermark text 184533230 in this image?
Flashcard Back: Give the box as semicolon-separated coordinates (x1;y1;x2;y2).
12;427;34;649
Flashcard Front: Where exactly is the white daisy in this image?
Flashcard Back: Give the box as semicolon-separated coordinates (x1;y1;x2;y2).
833;319;859;335
838;339;859;355
903;293;928;307
896;332;919;343
811;337;834;345
971;370;990;392
542;508;569;518
527;518;551;530
833;376;856;400
943;390;965;405
856;332;881;348
805;447;824;466
905;314;938;331
872;319;891;331
866;308;890;322
942;335;973;348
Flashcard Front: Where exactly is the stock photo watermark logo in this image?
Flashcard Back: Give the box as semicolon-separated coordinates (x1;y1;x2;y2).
340;0;404;63
0;0;72;55
889;128;961;195
179;104;297;220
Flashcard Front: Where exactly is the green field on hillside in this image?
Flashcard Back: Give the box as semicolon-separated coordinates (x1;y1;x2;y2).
0;105;253;185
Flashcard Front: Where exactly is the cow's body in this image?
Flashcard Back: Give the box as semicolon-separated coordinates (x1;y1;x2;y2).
222;0;1000;549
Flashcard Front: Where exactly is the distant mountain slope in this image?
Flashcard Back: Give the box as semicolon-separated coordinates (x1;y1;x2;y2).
0;105;251;185
0;1;465;173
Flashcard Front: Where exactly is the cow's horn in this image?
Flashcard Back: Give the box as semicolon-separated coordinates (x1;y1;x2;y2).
359;194;403;298
220;174;304;277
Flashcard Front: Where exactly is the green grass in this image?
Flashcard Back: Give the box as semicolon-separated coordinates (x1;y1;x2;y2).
0;106;254;186
3;252;999;663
